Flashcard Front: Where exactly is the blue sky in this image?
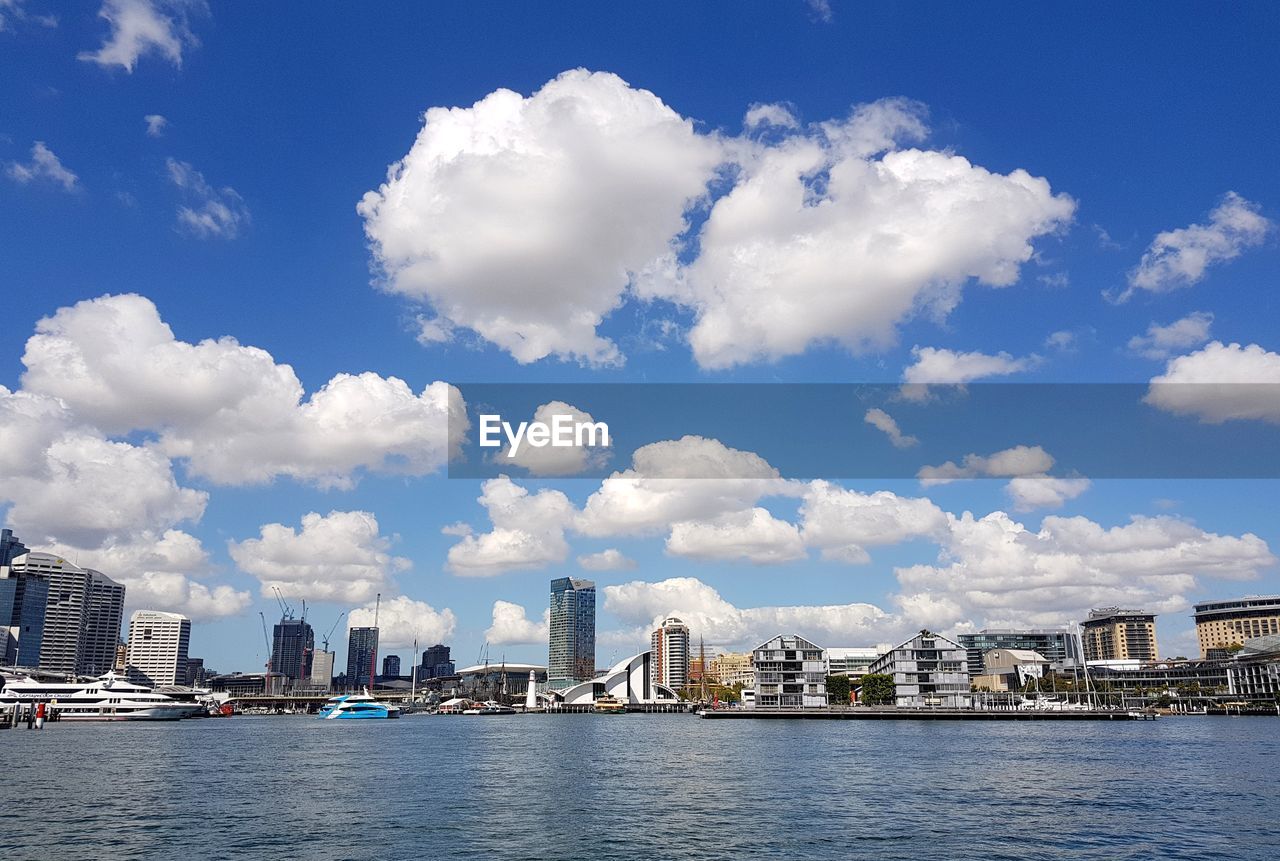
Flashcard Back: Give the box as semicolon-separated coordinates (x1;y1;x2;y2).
2;1;1279;673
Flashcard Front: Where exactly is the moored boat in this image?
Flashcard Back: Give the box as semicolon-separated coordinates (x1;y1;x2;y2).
593;694;626;714
317;690;401;720
0;670;201;721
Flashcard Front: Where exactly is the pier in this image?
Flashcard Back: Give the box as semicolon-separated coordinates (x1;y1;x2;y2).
698;707;1158;721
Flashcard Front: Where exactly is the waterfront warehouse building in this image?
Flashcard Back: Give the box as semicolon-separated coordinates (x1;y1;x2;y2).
346;626;379;688
10;551;125;676
650;616;690;691
752;634;828;708
1193;596;1280;658
868;631;971;708
1080;608;1158;663
972;649;1050;692
1;533;48;669
553;652;680;707
125;610;191;686
956;628;1082;676
549;577;595;689
1227;635;1280;700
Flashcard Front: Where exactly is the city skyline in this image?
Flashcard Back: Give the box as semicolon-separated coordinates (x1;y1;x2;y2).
1;3;1279;674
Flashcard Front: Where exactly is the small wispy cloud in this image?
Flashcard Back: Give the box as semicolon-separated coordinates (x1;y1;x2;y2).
5;141;78;191
166;157;249;239
144;113;168;137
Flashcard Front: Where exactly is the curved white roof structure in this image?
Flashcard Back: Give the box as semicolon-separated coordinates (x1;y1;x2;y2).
455;662;546;675
553;651;681;706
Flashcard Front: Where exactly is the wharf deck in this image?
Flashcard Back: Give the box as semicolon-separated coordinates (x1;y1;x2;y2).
699;708;1156;720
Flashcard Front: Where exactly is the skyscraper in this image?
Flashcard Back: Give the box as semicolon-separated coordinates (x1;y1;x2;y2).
382;654;401;678
347;626;379;689
10;552;125;676
271;617;314;682
418;643;454;680
126;610;191;686
650;616;690;690
549;577;595;688
310;649;335;688
1;532;47;668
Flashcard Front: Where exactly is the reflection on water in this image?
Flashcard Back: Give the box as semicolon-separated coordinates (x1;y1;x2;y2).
3;715;1280;860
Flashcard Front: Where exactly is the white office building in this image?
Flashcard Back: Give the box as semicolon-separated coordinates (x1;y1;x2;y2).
650;616;690;691
125;610;191;686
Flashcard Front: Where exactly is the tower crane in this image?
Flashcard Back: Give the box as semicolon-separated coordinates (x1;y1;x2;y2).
321;612;345;653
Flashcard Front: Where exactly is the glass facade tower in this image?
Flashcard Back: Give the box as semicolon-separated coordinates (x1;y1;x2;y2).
549;577;595;688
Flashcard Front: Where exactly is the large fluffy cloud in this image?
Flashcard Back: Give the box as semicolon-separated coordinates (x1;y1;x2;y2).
1146;341;1280;424
662;99;1075;368
445;478;574;575
363;75;1074;369
21;294;465;487
798;481;947;563
894;511;1275;631
359;68;723;365
603;577;893;649
229;510;410;603
494;400;611;476
348;595;456;649
484;600;550;646
1122;192;1271;299
666;507;806;564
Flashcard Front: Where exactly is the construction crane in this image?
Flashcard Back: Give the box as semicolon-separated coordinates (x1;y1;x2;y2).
272;586;294;620
320;612;345;653
258;611;273;676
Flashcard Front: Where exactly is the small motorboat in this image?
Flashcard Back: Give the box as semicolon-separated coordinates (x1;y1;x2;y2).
462;700;516;715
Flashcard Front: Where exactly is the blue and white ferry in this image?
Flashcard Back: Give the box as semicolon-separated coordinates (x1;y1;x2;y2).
317;690;401;720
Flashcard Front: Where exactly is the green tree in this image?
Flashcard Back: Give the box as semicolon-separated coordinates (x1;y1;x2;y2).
826;674;851;704
859;673;895;706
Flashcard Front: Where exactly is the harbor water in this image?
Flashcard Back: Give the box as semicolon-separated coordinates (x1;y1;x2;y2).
3;714;1279;859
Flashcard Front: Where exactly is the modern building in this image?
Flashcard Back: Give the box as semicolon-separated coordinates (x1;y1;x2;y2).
1087;659;1229;704
1193;596;1280;658
346;626;379;689
710;651;754;688
1;543;48;668
1227;634;1280;700
270;617;314;683
1080;608;1158;663
310;649;335;688
417;643;455;680
553;652;680;707
125;610;191;686
185;657;212;687
867;631;971;708
549;577;595;688
10;552;125;676
650;616;690;691
752;634;828;709
826;647;882;678
956;629;1082;676
382;654;401;678
972;649;1049;692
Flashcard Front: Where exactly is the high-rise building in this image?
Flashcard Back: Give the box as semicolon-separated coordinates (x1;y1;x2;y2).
418;643;454;680
382;654;401;678
1080;608;1158;663
650;616;690;690
956;629;1083;676
549;577;595;688
1193;596;1280;658
346;626;379;688
11;552;125;676
0;528;28;566
270;617;314;682
125;610;191;686
185;657;211;687
1;532;48;668
310;650;335;688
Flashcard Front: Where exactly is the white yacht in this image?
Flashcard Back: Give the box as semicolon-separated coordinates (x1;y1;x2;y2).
0;670;202;721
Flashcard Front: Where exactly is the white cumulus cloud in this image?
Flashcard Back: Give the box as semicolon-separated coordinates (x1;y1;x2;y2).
348;595;456;649
445;477;574;576
798;481;948;563
1128;312;1214;360
144;113;167;137
495;400;611;476
918;444;1056;485
1121;192;1271;300
484;600;550;645
1146;341;1280;424
576;548;636;571
666;507;806;564
864;407;918;448
229;510;411;604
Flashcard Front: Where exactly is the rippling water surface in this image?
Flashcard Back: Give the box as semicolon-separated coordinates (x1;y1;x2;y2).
4;714;1279;859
